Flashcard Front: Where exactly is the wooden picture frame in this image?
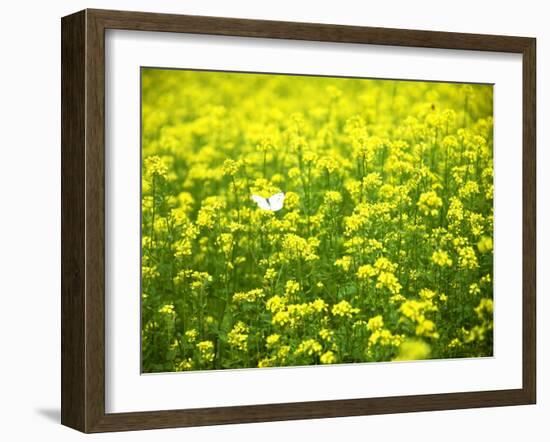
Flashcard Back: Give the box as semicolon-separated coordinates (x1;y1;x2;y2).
61;8;536;433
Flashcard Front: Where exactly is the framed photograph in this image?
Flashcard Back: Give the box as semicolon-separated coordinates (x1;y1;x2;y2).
61;9;536;433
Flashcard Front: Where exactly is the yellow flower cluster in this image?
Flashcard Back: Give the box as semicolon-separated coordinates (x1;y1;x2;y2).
357;264;377;280
295;339;323;356
432;250;453;267
158;304;175;315
222;158;243;177
393;339;431;361
266;333;281;348
331;300;360;318
185;329;198;342
228;322;249;351
477;236;493;253
284;280;301;296
399;297;440;339
458;246;479;269
280;234;320;262
367;315;384;331
233;288;265;303
320;351;337;364
417;191;443;216
196;341;215;363
270;298;328;327
335;256;353;272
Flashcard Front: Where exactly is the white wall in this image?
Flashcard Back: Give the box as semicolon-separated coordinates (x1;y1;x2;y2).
0;0;546;440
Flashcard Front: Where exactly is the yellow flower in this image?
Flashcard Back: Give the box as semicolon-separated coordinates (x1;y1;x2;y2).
480;273;492;285
374;257;397;273
459;181;480;198
447;197;464;223
319;328;334;342
393;339;431;361
277;345;291;361
419;289;436;300
368;329;403;347
317;156;341;174
258;357;277;368
400;299;437;323
475;298;493;320
362;172;382;190
158;304;175;315
288;167;301;179
295;339;322;356
144;155;168;179
266;295;287;313
283;191;300;210
310;299;328;313
390;294;407;304
227;322;249;351
272;310;291;327
266;334;281;348
448;338;461;349
335;256;353;272
376;272;402;295
320;351;337;364
469;283;481;296
367;315;384;331
177;358;194;371
469;213;485;237
185;329;198;342
332;300;360;318
189;271;212;290
458;246;479;269
415;319;439;338
477;236;493;253
197;341;215;362
281;234;319;262
233;288;265;303
284;280;301;296
256;135;276;152
417;190;443;216
432;250;453;267
221;158;242;176
264;268;277;283
216;233;234;257
357;264;377;280
324;191;343;205
142;265;159;280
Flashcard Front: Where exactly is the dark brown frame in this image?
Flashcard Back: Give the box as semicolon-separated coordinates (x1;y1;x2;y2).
61;8;536;433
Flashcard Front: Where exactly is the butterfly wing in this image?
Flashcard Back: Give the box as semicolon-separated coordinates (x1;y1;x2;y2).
267;192;285;211
251;194;271;210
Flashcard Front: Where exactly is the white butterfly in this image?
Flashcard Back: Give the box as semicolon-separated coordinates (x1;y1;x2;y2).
251;192;285;211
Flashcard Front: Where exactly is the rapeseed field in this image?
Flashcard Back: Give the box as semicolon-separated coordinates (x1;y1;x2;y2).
141;68;493;372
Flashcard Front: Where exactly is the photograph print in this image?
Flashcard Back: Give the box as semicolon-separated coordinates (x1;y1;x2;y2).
140;68;494;373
